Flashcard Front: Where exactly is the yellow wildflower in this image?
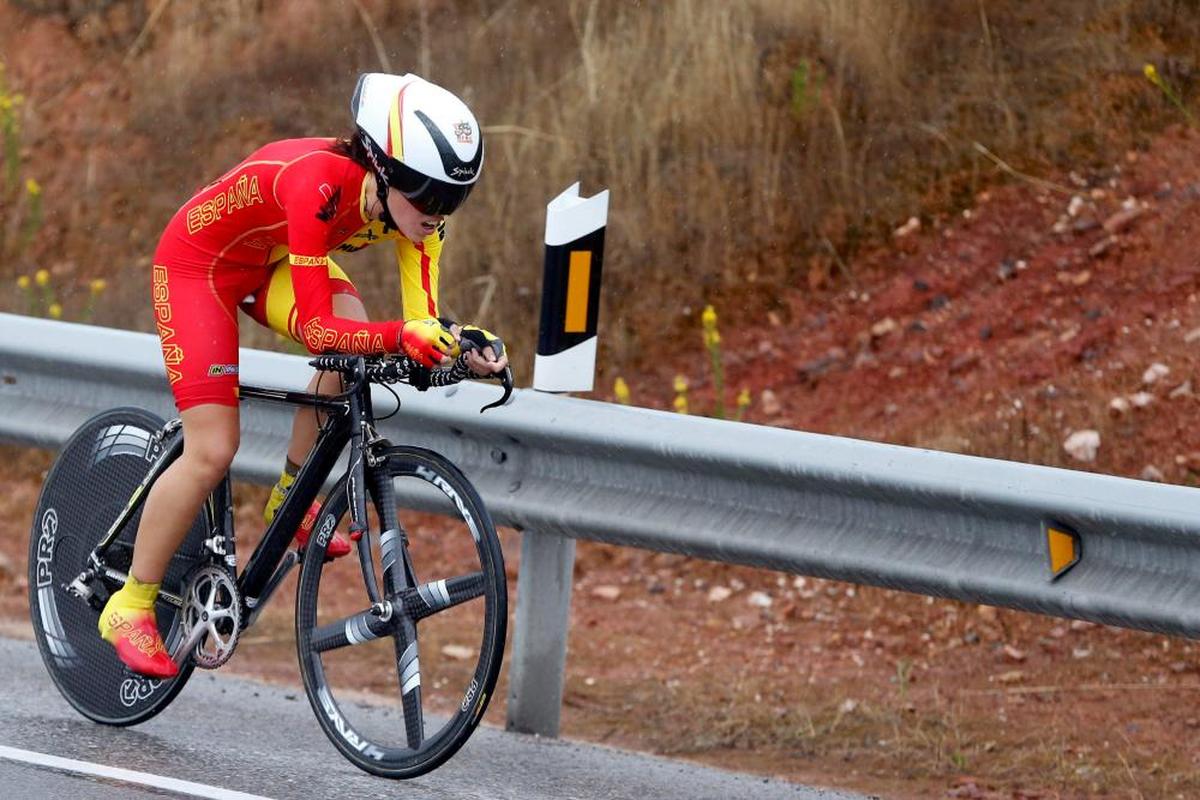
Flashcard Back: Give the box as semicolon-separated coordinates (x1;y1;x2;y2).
701;305;721;348
673;374;688;394
34;268;49;286
89;278;107;294
25;177;40;196
672;394;689;415
48;303;63;319
16;275;30;289
736;388;751;409
1142;60;1195;124
613;377;631;405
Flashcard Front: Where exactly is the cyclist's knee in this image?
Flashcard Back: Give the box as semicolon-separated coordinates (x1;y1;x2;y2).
179;405;239;483
182;436;237;484
309;370;345;397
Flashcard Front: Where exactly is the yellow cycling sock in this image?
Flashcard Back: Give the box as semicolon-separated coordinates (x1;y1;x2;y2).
98;575;160;640
264;462;299;524
115;574;159;609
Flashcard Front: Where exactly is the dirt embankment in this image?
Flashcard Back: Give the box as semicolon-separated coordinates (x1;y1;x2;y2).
605;124;1200;799
679;126;1200;487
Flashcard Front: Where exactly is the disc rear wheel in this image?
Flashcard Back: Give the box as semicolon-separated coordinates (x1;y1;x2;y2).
28;408;210;725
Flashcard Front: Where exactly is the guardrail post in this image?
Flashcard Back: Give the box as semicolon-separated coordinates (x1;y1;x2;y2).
505;529;576;737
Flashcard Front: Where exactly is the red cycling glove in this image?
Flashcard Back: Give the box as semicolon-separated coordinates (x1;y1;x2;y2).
400;318;458;368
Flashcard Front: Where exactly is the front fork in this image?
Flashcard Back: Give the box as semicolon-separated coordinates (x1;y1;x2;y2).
347;428;419;609
345;359;415;603
368;456;417;597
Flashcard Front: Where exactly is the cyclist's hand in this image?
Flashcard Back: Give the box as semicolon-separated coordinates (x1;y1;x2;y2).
400;318;458;368
453;324;509;376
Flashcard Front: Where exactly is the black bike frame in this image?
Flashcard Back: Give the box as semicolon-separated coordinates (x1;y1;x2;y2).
88;359;387;616
236;382;354;603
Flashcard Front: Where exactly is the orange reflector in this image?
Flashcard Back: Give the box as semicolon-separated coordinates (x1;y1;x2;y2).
564;250;592;333
1044;522;1080;579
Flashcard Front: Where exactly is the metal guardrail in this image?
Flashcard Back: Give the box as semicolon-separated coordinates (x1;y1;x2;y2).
4;313;1200;737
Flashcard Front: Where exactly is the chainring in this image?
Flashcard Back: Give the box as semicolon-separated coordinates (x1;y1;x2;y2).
177;563;242;670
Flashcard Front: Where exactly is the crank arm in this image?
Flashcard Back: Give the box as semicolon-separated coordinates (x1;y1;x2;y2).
171;616;209;664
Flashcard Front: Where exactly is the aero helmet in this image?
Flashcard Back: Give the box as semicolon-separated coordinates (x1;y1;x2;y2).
352;72;484;222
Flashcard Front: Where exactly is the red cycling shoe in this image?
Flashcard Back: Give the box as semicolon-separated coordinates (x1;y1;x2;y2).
292;500;352;559
98;605;179;679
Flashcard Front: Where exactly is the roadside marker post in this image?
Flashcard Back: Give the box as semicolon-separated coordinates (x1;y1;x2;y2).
507;183;609;738
532;182;610;393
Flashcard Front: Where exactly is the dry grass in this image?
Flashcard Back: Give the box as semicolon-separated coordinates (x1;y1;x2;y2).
7;0;1200;370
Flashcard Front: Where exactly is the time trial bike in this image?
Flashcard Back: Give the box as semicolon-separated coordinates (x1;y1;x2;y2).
28;351;511;778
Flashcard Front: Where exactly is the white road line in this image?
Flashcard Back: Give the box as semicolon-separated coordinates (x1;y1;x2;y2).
0;744;274;800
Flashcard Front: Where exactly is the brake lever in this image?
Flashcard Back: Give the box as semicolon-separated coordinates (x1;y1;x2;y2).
456;334;511;412
480;366;514;414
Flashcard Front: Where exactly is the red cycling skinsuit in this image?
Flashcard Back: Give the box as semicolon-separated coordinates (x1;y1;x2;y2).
152;137;445;410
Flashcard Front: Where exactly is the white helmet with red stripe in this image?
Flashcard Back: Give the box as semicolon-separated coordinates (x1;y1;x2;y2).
352;72;484;217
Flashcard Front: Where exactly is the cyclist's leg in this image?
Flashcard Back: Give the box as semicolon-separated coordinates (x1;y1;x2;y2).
100;404;238;679
129;404;239;583
242;254;364;465
241;256;361;555
287;291;367;462
99;257;253;678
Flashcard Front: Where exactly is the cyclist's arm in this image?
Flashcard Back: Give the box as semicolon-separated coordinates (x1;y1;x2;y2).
285;200;404;355
397;224;507;374
397;221;445;321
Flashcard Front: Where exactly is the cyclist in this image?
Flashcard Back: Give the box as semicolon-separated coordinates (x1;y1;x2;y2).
98;73;507;678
